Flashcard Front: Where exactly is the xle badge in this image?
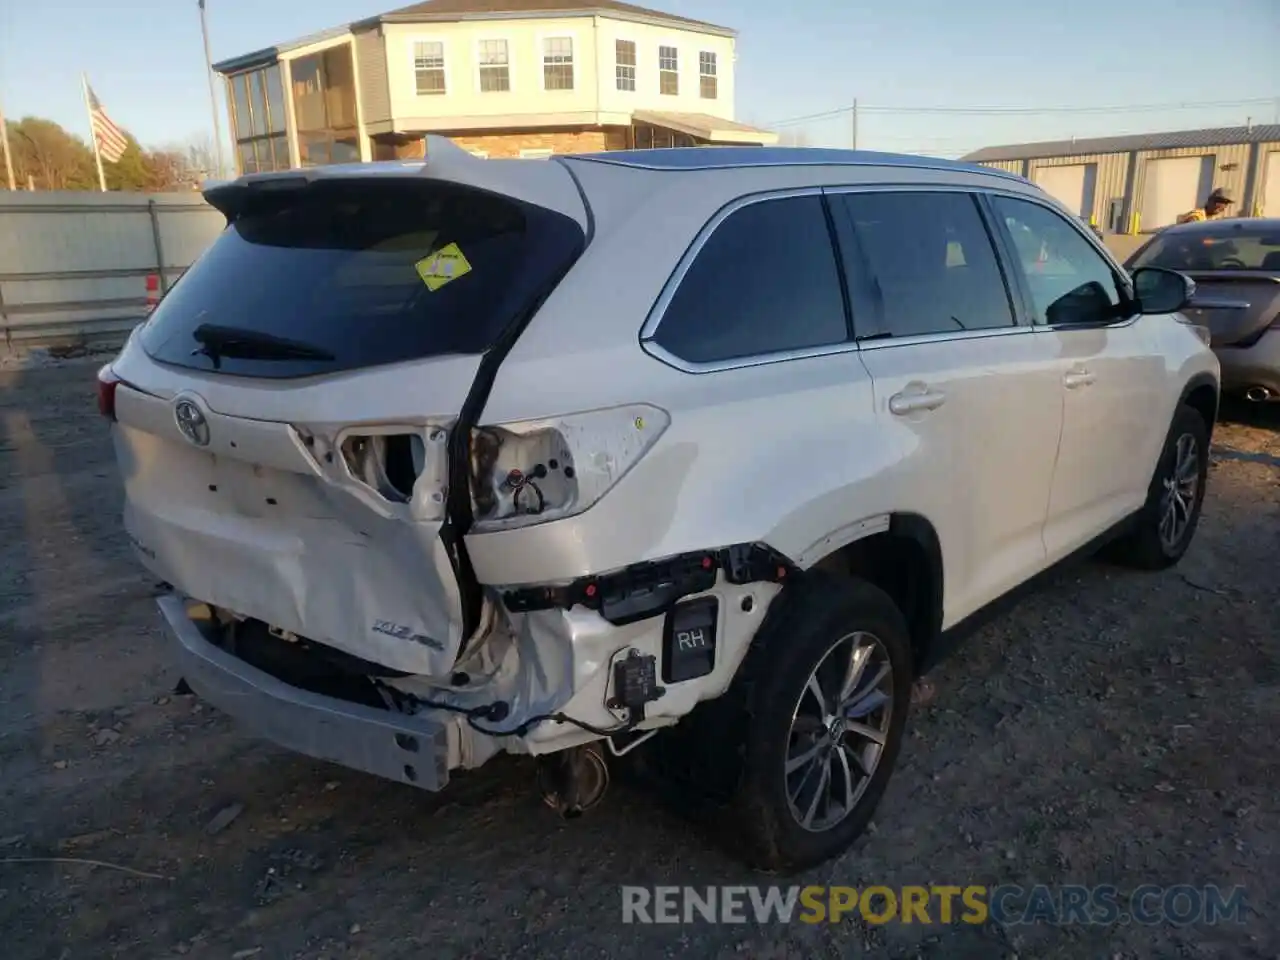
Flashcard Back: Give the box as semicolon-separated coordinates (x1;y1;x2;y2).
415;243;472;291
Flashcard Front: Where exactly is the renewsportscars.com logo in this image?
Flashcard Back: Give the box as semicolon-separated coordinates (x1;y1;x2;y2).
621;884;1250;927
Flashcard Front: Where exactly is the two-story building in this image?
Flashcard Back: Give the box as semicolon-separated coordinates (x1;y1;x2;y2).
212;0;776;173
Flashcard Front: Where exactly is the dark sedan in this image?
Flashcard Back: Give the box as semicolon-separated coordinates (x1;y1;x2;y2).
1126;218;1280;402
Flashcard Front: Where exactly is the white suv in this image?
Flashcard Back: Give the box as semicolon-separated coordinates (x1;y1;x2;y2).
99;139;1219;871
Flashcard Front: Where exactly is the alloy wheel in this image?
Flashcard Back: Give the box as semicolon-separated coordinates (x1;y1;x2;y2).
784;631;895;833
1159;432;1199;550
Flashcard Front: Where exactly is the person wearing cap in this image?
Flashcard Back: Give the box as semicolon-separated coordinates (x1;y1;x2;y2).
1176;188;1234;224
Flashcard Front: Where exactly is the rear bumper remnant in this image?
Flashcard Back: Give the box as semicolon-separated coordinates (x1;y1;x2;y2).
1218;329;1280;395
158;594;450;791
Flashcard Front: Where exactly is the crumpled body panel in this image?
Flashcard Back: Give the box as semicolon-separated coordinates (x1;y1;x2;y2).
113;385;466;677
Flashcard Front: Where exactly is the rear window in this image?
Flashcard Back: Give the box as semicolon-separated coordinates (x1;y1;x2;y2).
1129;224;1280;272
140;178;585;377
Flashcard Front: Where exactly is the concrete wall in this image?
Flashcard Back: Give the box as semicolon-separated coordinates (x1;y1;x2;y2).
0;192;224;355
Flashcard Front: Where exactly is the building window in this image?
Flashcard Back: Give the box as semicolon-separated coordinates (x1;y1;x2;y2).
615;39;636;91
699;51;717;99
291;45;360;167
478;39;510;92
659;45;678;95
414;40;446;95
542;37;574;90
227;62;289;173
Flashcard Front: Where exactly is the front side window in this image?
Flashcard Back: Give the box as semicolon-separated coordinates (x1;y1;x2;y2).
652;195;848;364
478;39;510;92
659;45;679;95
699;51;717;99
414;40;446;95
992;195;1127;326
543;37;574;90
830;191;1015;339
616;39;636;91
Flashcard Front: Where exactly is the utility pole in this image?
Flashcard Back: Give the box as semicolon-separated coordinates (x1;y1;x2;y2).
0;98;15;191
198;0;226;179
851;98;859;150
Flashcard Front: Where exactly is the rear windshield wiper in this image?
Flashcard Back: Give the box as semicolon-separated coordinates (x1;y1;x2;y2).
191;323;336;368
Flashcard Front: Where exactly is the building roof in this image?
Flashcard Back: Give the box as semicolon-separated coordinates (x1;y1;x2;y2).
367;0;734;34
568;146;1026;179
213;26;352;74
633;110;777;145
962;124;1280;163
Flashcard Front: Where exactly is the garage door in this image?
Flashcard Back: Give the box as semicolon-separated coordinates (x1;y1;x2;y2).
1033;164;1096;217
1141;156;1212;229
1263;152;1280;216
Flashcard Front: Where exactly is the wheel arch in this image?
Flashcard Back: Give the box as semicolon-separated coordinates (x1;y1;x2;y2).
810;512;944;675
1178;372;1219;441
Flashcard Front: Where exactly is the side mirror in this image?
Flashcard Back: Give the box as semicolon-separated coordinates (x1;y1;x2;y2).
1132;266;1194;315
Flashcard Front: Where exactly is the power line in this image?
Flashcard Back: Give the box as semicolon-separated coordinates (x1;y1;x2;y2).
765;96;1280;128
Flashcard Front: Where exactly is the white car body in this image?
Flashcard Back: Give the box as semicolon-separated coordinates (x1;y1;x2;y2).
104;138;1218;799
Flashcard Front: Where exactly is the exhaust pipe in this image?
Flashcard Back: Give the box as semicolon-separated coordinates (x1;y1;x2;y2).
1245;386;1272;402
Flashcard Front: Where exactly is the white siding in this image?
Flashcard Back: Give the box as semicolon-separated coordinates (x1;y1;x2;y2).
381;16;736;131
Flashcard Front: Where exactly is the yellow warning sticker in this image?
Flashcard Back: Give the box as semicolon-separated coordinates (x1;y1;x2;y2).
414;243;472;291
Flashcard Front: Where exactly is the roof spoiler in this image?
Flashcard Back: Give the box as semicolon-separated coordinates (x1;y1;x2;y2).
200;134;588;227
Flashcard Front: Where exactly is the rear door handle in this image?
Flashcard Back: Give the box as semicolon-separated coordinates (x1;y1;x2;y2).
889;388;947;415
1063;369;1096;389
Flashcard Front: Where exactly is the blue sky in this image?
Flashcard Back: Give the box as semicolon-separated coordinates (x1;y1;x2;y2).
1;0;1277;157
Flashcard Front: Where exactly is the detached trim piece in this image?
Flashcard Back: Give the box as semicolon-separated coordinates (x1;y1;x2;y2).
158;595;451;791
502;542;797;626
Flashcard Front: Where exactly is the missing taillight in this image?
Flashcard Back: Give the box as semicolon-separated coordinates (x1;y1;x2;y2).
341;433;426;503
470;425;576;523
96;365;120;421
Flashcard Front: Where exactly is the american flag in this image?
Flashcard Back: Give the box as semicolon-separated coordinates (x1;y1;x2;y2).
86;83;127;163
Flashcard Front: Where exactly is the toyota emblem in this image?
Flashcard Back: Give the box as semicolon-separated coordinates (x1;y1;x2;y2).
173;397;211;447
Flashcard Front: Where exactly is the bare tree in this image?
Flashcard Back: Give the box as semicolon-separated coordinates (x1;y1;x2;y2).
183;133;218;179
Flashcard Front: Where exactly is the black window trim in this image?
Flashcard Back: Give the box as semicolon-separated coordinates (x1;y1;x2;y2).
640;181;1137;374
980;189;1139;331
823;184;1032;351
639;186;858;374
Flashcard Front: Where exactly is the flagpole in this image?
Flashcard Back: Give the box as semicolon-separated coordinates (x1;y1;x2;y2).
82;73;107;192
0;97;15;191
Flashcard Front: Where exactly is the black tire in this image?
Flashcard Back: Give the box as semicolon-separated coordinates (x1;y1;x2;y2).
1108;404;1209;570
726;571;913;873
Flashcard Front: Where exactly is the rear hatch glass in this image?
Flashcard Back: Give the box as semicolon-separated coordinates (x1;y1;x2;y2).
1128;224;1280;346
140;177;585;378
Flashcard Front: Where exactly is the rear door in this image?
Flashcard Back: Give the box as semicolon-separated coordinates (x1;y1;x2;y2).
989;193;1165;559
109;170;586;676
828;188;1065;623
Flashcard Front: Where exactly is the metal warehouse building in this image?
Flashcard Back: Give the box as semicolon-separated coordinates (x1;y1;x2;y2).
962;124;1280;234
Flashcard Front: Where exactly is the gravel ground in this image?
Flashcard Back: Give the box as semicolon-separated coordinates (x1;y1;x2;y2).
1;362;1277;960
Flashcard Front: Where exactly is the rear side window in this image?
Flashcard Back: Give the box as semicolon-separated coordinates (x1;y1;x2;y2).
140;179;584;378
651;194;849;364
829;191;1015;338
